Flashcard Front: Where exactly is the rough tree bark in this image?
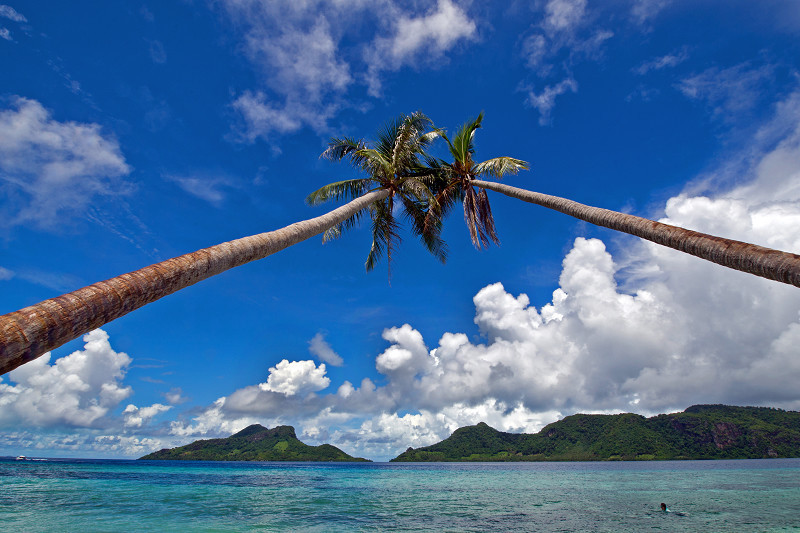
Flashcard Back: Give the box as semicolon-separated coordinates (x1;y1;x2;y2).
474;179;800;288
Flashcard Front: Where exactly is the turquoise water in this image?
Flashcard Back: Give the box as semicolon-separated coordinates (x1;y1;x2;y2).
1;458;800;532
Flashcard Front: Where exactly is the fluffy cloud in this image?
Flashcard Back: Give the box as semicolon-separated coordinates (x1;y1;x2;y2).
169;397;253;438
336;401;564;458
308;332;344;367
259;359;331;396
0;97;131;228
122;403;172;428
0;330;133;427
389;0;475;60
219;0;476;140
375;324;431;376
206;1;351;140
365;0;476;96
243;16;350;99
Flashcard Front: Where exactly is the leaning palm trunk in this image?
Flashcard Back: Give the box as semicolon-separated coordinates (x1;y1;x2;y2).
0;189;390;376
473;180;800;288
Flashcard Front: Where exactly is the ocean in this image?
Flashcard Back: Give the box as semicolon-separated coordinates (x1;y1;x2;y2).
1;457;799;532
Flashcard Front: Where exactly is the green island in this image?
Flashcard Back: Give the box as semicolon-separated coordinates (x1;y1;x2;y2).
391;405;800;462
139;424;370;462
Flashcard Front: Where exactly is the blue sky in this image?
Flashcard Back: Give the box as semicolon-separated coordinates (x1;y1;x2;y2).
2;0;800;461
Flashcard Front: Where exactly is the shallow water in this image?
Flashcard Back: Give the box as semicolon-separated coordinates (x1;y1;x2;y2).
1;457;799;532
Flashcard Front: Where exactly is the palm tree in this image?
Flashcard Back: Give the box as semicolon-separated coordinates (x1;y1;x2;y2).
0;112;445;376
425;112;528;249
307;111;446;276
438;113;800;288
0;189;387;376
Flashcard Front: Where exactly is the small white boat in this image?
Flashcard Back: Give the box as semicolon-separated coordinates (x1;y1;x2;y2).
15;455;26;461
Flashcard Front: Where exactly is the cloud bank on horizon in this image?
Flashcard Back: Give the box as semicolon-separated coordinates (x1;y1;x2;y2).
1;0;800;461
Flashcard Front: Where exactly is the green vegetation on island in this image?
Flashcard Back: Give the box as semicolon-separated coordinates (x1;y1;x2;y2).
139;424;370;462
391;405;800;462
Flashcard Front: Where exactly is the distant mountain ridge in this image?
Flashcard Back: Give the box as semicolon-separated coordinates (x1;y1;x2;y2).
139;424;369;462
391;405;800;462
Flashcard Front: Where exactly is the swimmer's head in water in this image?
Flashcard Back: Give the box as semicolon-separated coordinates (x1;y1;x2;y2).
660;503;667;511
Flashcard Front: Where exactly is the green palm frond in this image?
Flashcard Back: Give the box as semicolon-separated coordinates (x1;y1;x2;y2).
418;130;441;147
306;178;371;205
397;176;431;202
365;198;401;273
322;225;341;243
392;116;416;172
401;193;447;264
450;112;483;163
474;157;529;179
313;111;446;276
355;148;393;180
376;117;401;163
321;137;366;162
386;113;431;175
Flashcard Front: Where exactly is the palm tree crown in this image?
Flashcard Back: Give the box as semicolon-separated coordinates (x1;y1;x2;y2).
307;112;446;275
428;112;529;249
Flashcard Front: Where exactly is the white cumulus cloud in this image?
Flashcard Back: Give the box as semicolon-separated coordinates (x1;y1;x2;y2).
259;359;331;396
0;330;133;427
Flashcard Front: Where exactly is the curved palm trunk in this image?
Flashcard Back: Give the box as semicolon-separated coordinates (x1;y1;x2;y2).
473;180;800;288
0;189;390;376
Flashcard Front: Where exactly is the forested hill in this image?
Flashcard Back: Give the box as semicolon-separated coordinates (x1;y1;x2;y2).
139;424;370;462
391;405;800;462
